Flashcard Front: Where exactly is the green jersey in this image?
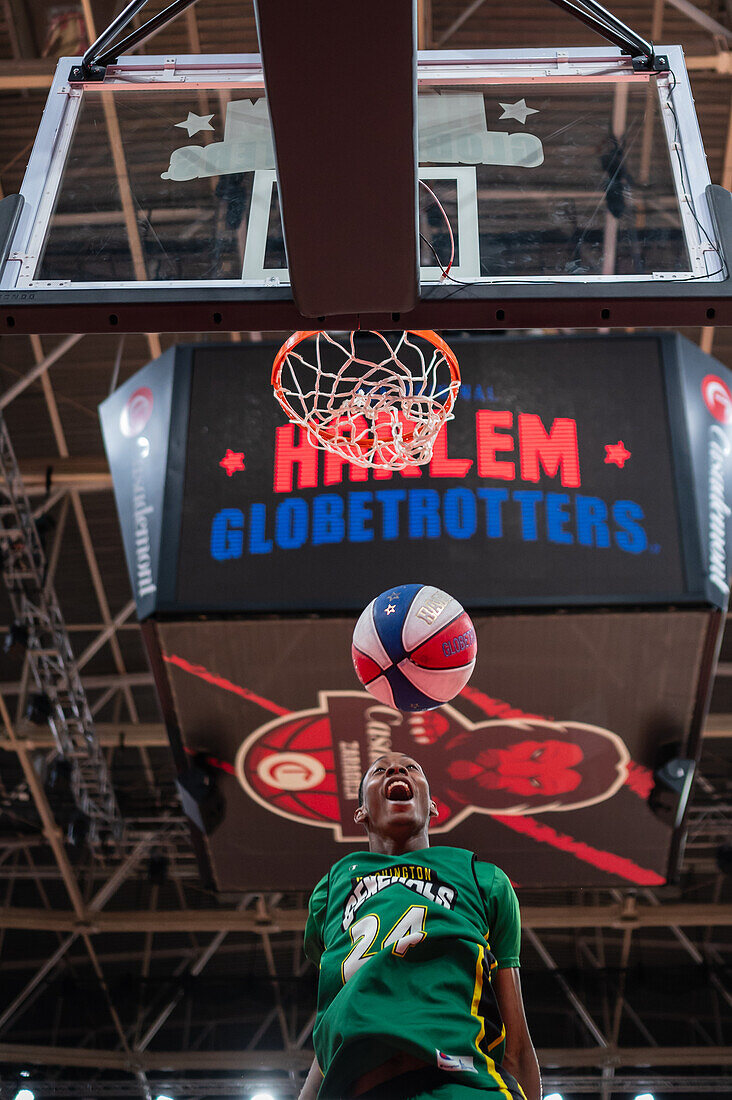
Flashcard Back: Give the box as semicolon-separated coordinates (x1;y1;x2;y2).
304;846;525;1099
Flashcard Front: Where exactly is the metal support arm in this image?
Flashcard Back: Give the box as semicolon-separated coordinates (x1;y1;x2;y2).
70;0;664;84
544;0;664;66
70;0;200;79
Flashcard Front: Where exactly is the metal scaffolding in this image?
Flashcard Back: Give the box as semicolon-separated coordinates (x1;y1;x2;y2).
0;408;123;844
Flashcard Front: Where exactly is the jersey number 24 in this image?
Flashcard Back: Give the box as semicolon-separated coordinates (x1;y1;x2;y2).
342;905;428;983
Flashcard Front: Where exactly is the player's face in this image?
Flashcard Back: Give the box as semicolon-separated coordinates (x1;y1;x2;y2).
358;753;435;837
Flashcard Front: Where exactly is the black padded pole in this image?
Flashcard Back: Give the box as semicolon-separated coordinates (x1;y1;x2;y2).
254;0;419;318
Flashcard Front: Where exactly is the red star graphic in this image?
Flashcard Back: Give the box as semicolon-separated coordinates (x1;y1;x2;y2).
604;441;631;468
219;449;246;476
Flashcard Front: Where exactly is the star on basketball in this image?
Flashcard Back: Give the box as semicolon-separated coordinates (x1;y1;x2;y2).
604;441;631;468
384;603;397;615
175;111;214;136
498;99;539;125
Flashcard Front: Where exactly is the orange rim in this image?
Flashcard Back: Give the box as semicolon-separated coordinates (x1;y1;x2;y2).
271;331;461;442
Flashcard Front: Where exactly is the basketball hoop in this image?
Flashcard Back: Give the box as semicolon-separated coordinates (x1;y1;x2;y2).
271;330;461;470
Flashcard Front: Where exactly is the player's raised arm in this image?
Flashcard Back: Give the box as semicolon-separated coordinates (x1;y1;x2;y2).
493;967;542;1100
298;1056;323;1100
475;860;541;1100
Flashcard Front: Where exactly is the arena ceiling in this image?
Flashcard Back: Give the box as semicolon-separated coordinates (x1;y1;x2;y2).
0;0;731;1097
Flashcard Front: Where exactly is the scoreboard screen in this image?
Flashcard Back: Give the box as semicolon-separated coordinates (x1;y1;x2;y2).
174;336;685;611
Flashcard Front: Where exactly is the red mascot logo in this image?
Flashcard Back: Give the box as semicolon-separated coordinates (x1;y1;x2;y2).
235;691;630;842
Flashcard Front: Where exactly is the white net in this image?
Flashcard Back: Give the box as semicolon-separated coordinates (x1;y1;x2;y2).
272;330;460;470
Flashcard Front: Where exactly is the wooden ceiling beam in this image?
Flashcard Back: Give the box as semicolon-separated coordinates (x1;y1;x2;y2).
0;58;56;89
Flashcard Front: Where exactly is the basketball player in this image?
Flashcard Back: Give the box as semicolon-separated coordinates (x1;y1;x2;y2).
299;751;542;1099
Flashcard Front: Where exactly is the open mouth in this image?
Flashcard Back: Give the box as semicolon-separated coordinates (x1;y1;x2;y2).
384;777;413;802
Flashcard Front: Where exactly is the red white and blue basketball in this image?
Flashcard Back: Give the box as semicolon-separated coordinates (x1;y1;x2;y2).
352;584;477;712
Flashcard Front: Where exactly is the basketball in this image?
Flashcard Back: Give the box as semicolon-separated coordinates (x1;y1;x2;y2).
351;584;477;712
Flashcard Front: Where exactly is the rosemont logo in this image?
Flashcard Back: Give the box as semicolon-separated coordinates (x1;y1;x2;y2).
120;386;154;437
255;751;326;791
701;374;732;424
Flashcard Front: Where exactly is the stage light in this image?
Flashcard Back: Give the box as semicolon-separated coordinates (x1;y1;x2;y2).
716;842;732;876
14;1089;35;1100
46;755;73;795
544;1093;564;1100
175;753;225;833
35;512;56;550
25;691;52;725
67;810;90;849
147;849;170;885
155;1094;175;1100
4;621;29;654
250;1093;275;1100
648;746;695;830
633;1094;655;1100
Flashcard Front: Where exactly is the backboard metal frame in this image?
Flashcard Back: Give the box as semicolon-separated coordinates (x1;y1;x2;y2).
1;47;730;333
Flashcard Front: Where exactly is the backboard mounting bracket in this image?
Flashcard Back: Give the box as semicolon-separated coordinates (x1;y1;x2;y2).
546;0;659;63
633;53;671;72
69;0;200;81
73;0;666;81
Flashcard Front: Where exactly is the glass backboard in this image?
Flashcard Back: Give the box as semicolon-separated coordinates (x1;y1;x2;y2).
1;47;730;332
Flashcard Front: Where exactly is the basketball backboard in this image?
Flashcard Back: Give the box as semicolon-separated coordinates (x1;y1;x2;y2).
1;47;730;332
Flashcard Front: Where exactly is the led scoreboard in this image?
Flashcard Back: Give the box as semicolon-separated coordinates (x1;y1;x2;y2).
101;334;729;616
100;333;732;891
